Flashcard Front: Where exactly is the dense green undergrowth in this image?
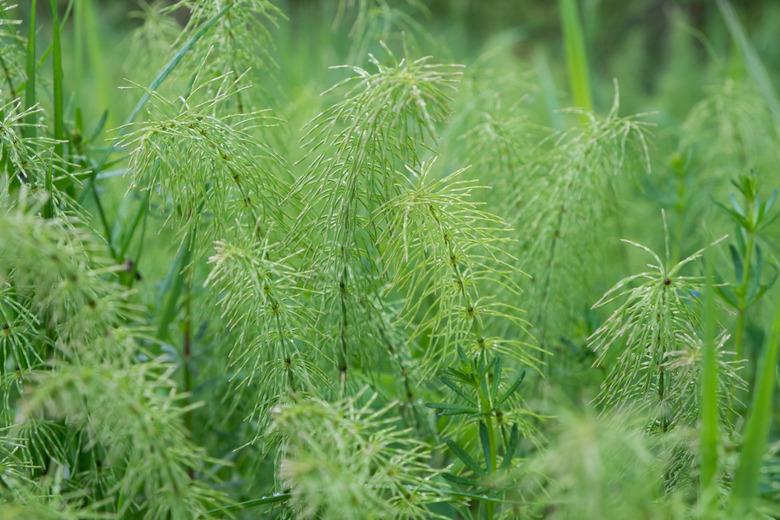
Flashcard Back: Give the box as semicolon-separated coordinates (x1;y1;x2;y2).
1;0;780;518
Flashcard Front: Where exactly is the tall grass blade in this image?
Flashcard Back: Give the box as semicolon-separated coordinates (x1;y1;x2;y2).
730;285;780;512
700;260;719;494
560;0;593;116
82;0;110;123
48;0;63;151
24;0;36;137
125;4;233;126
717;0;780;139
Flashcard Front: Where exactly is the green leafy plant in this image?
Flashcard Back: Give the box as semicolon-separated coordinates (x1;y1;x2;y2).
0;0;779;518
714;172;779;368
589;223;743;434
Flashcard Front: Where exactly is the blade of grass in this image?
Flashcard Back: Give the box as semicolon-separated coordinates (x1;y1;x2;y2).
24;0;37;138
729;284;780;513
82;0;110;127
717;0;780;139
700;260;719;497
73;0;84;110
44;0;64;218
560;0;593;118
126;4;233;126
155;233;194;342
533;48;564;130
48;0;64;151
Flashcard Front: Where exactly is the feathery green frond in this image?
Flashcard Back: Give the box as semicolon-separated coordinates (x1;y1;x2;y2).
205;234;329;441
378;160;537;374
168;0;284;110
517;88;652;349
516;406;688;520
121;75;287;243
271;391;452;519
590;232;743;432
24;361;230;518
0;1;24;101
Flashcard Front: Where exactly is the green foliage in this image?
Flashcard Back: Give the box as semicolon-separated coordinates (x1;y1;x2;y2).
379;161;537;373
0;0;779;517
714;172;779;365
205;233;328;440
590;229;744;431
271;391;452;519
518;91;651;348
121;74;286;242
516;406;689;520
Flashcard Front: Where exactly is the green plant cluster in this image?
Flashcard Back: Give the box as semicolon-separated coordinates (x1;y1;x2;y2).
0;0;779;518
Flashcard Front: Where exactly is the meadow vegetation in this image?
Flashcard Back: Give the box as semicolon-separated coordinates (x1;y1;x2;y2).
0;0;779;518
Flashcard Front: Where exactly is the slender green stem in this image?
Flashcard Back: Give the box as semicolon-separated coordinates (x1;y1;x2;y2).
429;203;497;518
734;230;755;364
657;281;670;433
182;256;194;473
337;265;349;395
477;369;498;520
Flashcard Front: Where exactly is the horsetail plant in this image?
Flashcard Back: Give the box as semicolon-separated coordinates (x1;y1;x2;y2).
205;233;329;445
518;90;651;353
377;160;539;517
121;73;287;245
0;1;779;517
589;222;744;435
271;390;454;519
295;50;462;390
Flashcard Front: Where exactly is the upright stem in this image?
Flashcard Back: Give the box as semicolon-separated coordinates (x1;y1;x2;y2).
182;248;194;439
180;250;195;481
338;264;349;395
658;280;669;433
24;0;36;138
429;204;497;519
477;365;498;520
734;230;755;365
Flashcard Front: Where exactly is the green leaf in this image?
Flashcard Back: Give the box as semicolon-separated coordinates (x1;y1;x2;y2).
479;421;491;472
715;200;748;228
560;0;593;117
491;356;502;398
497;370;526;406
442;472;482;488
445;439;483;475
699;261;719;493
425;402;478;416
155;235;193;342
730;284;780;513
88;109;109;144
440;376;477;405
24;0;37;138
729;244;743;281
501;423;519;470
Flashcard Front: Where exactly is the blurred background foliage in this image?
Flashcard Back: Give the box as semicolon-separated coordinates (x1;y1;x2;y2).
20;0;780;120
